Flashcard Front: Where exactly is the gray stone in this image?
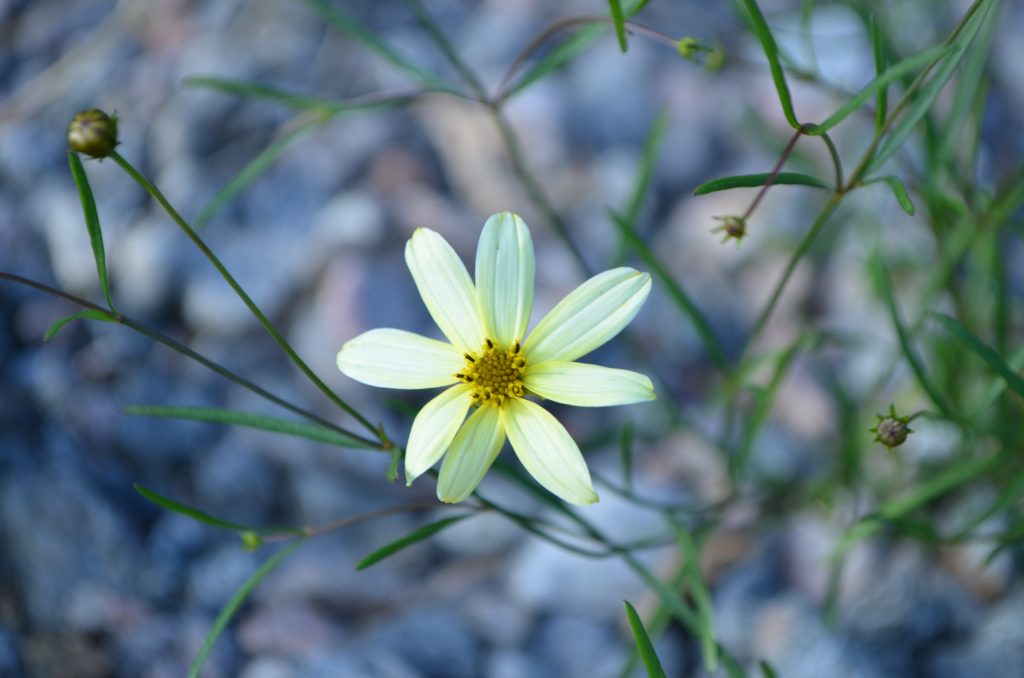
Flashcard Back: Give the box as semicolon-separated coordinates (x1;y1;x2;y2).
365;606;481;678
537;615;624;678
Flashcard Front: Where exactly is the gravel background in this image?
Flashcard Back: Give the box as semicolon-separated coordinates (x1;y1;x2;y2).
1;1;1023;677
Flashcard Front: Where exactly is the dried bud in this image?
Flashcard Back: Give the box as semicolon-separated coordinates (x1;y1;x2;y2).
67;109;119;159
871;405;912;449
712;215;747;245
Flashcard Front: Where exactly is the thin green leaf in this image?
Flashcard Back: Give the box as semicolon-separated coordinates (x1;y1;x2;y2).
761;660;780;678
623;601;667;678
297;0;452;92
608;210;730;372
864;175;916;215
870;15;887;134
506;0;647;98
68;152;116;311
44;309;113;342
833;452;1001;562
871;257;955;419
693;172;829;195
809;44;949;135
734;0;799;128
969;344;1024;418
931;312;1024;399
188;541;302;678
124;405;375;449
355;515;469;570
674;525;717;671
625;109;669;225
609;0;628;52
956;465;1024;538
134;483;259;532
868;0;994;172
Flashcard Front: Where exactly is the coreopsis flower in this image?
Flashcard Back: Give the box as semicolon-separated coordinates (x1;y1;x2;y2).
337;212;654;505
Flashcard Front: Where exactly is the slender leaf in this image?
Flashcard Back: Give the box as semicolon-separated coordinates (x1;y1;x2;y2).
124;405;374;449
833;452;1001;561
871;256;955;419
188;541;302;678
956;465;1024;538
693;172;829;195
608;210;730;371
761;661;780;678
356;515;469;570
868;0;994;172
298;0;452;91
609;0;628;52
870;15;887;133
619;421;634;490
507;0;647;98
809;44;949;135
68;152;116;311
134;483;259;532
625;109;669;224
674;525;717;670
865;175;916;215
734;0;799;128
931;313;1024;399
623;601;667;678
970;344;1024;418
44;309;113;341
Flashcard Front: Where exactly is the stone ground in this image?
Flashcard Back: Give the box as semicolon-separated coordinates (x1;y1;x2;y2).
1;1;1023;676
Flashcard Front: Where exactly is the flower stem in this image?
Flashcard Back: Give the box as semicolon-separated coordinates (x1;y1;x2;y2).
109;151;379;438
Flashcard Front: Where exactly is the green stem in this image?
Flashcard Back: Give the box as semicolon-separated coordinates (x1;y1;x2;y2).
109;152;379;438
402;0;488;102
0;270;381;448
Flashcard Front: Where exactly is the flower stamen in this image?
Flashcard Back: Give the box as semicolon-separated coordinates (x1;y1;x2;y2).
457;338;526;408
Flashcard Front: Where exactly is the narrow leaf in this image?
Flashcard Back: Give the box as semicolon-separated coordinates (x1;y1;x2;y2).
870;15;887;134
693;172;829;195
188;541;302;678
734;0;799;128
298;0;452;91
868;0;994;172
931;312;1024;399
134;483;259;532
44;309;113;341
865;175;916;215
185;77;418;113
609;0;628;52
608;210;730;372
355;515;469;570
68;152;116;311
809;44;949;135
623;601;667;678
871;257;955;418
761;660;780;678
625;109;669;224
675;525;717;670
124;405;375;449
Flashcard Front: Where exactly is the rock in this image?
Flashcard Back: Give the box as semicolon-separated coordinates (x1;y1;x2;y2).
926;586;1024;678
536;615;624;678
364;606;481;678
238;602;340;658
241;656;297;678
486;649;552;678
186;544;263;611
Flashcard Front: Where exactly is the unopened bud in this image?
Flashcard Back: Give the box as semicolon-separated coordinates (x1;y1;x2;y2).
67;109;119;159
871;405;912;449
712;215;747;245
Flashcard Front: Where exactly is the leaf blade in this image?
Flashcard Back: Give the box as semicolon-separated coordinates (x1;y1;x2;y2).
734;0;799;128
124;405;375;449
930;312;1024;399
44;309;113;341
188;541;302;678
355;515;469;570
609;0;628;52
134;483;259;533
623;600;667;678
865;175;916;215
68;152;116;311
693;172;829;195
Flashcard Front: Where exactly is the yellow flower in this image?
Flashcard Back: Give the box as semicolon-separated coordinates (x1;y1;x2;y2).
337;212;654;505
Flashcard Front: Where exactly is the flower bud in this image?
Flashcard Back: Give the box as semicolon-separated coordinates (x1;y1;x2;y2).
871;405;912;449
712;215;747;245
67;109;119;159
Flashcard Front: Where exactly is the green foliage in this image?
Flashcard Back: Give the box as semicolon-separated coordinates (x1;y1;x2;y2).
68;152;116;311
355;515;469;570
693;172;830;195
623;600;667;678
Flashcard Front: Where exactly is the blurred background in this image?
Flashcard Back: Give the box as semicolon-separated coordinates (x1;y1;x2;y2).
1;0;1023;676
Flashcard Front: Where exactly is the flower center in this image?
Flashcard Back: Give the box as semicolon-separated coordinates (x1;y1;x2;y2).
456;338;526;408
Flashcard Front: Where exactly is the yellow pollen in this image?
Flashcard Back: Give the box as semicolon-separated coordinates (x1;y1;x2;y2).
456;339;526;408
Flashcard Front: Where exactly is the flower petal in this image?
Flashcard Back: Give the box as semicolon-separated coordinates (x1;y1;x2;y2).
475;212;534;347
405;228;486;353
337;328;464;389
524;268;651;363
404;384;472;484
437;405;506;503
523;361;656;407
502;398;597;505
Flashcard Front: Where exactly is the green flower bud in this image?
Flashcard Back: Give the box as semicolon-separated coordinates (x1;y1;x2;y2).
871;404;912;449
67;109;119;159
712;215;747;245
677;37;702;60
